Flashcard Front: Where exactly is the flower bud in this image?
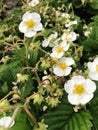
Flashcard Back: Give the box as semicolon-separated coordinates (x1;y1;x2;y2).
52;83;58;89
0;99;10;107
32;93;43;105
16;73;28;83
0;56;10;64
56;89;63;97
41;60;51;69
46;97;59;108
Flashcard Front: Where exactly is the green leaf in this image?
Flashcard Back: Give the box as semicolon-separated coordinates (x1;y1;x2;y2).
90;26;98;40
29;49;39;67
90;0;98;9
0;61;22;87
42;29;52;37
0;82;9;96
91;15;98;26
64;110;92;130
0;66;14;87
42;96;92;130
42;104;73;130
89;93;98;130
20;78;35;98
81;25;98;53
81;39;98;53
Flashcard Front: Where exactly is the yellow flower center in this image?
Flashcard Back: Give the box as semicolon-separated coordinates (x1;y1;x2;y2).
96;65;98;72
25;19;35;29
59;62;67;70
56;46;64;53
65;36;69;41
65;30;69;34
74;84;85;95
33;1;37;5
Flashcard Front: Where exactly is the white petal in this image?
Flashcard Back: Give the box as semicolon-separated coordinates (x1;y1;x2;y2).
65;57;75;65
65;23;71;28
22;12;32;21
68;94;80;105
64;80;75;93
72;75;85;84
49;32;58;39
60;57;74;66
31;12;41;22
53;66;64;77
61;33;67;40
89;72;98;81
0;116;15;128
63;67;72;76
72;20;77;25
88;62;96;72
94;57;98;63
79;93;94;104
49;41;58;47
33;23;43;31
68;32;77;42
42;39;50;47
84;79;96;93
61;41;70;51
29;0;39;7
50;51;64;58
19;21;27;33
25;30;36;37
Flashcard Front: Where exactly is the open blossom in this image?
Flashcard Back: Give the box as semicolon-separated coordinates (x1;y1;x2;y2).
29;0;39;7
0;116;15;128
19;12;43;37
61;29;77;42
50;41;70;58
64;75;96;105
53;57;74;77
42;32;58;48
88;57;98;81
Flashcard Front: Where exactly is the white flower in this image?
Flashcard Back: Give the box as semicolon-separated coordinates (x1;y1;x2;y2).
61;29;77;42
61;13;70;18
19;12;43;37
64;75;96;105
88;57;98;81
50;41;69;58
42;32;58;47
65;20;77;28
53;57;74;77
29;0;39;7
0;116;15;128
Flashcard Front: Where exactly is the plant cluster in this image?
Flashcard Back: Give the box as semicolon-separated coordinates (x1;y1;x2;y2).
0;0;98;130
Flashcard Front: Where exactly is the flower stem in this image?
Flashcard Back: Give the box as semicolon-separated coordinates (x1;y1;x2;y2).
24;106;39;128
0;91;19;102
6;107;20;130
